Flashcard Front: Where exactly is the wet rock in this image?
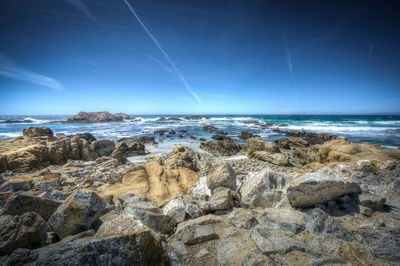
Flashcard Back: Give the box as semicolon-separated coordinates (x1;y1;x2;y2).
22;127;53;138
0;212;47;255
115;137;145;156
184;115;209;120
207;162;236;191
200;139;241;156
175;224;219;245
48;190;106;239
162;197;186;223
240;168;287;208
1;194;61;220
124;206;176;234
90;139;115;157
4;231;167;265
286;171;361;208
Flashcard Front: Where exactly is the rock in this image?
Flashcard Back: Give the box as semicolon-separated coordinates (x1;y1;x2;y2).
200;139;241;156
249;226;310;255
138;135;157;144
3;231;168;265
185;202;202;218
124;206;176;234
90;139;115;157
184;115;209;120
76;133;96;144
175;224;219;245
115;137;145;156
0;176;33;192
122;197;160;213
359;193;386;211
164;145;199;171
259;208;305;234
67;111;129;123
22;127;53;138
162;197;186;223
217;240;266;266
176;214;222;232
1;194;61;220
195;248;209;258
95;213;150;237
167;241;192;265
118;193;149;206
0;212;47;255
238;130;257;140
240;168;287;208
357;228;400;262
207;162;236;191
188;176;212;201
48;190;106;239
200;188;233;212
286;171;361;208
228;210;259;229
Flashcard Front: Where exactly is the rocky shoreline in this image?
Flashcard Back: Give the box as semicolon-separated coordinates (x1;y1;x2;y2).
0;123;400;265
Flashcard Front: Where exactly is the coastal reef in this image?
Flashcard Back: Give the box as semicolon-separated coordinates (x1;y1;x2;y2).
1;126;400;265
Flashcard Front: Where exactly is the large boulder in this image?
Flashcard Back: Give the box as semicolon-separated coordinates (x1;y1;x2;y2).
22;127;53;138
115;138;145;156
1;194;61;220
2;231;168;265
206;162;236;191
0;212;47;255
162;197;186;223
67;111;129;123
240;168;287;208
286;171;361;208
48;190;106;239
90;139;115;157
164;145;199;171
200;139;241;156
175;224;219;245
95;213;150;237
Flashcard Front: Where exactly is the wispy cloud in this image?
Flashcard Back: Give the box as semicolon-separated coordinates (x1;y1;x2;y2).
0;54;63;90
147;55;173;74
284;34;294;77
123;0;202;103
63;0;97;21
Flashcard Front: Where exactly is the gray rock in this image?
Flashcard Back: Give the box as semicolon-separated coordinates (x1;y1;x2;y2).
195;248;209;259
0;177;33;192
359;193;386;211
207;162;236;191
200;188;233;212
124;206;176;234
287;171;361;208
4;231;167;265
115;137;145;156
22;127;53;138
123;198;160;213
249;226;312;255
90;139;115;158
175;224;219;245
311;255;349;266
162;197;186;223
258;208;305;234
48;190;106;239
0;212;47;255
95;213;150;237
185;202;202;219
188;176;212;200
167;241;192;265
357;228;400;262
1;194;61;220
176;214;222;232
227;210;258;229
242;252;273;266
240;168;286;208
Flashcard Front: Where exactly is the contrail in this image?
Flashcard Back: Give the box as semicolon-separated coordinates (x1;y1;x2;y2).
123;0;201;103
284;34;294;77
63;0;97;21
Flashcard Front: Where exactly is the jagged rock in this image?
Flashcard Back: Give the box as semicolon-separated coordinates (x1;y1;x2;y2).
184;115;209;120
185;202;202;218
200;189;232;212
238;130;257;140
118;193;149;206
67;111;129;123
200;139;241;156
258;208;305;234
95;213;150;237
48;190;106;239
206;162;236;191
167;241;192;265
0;212;47;255
240;168;287;208
359;193;386;211
124;206;176;234
122;198;160;213
188;176;212;200
162;197;186;223
90;139;115;157
249;226;311;255
1;194;61;220
2;231;167;265
76;132;96;143
164;145;199;171
176;214;222;232
228;210;259;229
138;135;157;144
286;171;361;208
175;224;219;245
115;137;145;156
0;176;33;192
22;127;54;138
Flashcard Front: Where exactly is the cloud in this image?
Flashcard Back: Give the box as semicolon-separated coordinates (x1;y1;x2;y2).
0;54;63;90
284;34;294;77
124;0;202;103
63;0;97;21
147;55;173;74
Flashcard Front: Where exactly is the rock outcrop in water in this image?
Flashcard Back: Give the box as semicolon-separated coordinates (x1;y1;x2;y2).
0;127;400;265
67;111;130;123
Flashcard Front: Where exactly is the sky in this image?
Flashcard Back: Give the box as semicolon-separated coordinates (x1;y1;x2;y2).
0;0;400;115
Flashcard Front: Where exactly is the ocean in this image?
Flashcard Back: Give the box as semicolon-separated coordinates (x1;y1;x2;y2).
1;115;399;149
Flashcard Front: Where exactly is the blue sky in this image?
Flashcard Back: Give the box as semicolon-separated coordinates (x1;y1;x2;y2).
0;0;400;115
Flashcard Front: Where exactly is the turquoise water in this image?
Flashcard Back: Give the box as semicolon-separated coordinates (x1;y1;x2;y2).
0;115;399;148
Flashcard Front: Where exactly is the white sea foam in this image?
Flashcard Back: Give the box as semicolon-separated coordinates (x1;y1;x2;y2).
0;132;22;138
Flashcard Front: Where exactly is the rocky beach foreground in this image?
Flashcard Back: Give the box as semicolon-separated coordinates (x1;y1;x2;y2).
0;113;400;265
